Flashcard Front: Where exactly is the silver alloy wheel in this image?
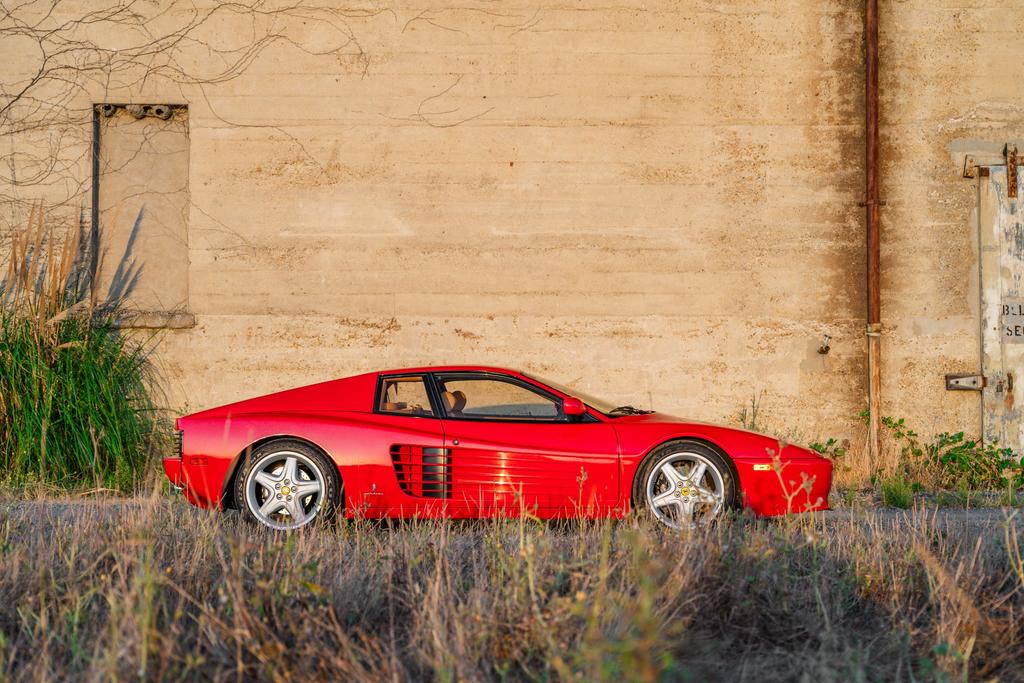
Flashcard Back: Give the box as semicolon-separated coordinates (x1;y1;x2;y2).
244;450;326;530
645;452;725;529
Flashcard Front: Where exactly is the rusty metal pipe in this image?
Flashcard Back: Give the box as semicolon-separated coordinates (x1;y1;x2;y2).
865;0;882;464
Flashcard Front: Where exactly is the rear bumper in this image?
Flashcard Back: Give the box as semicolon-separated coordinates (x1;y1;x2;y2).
735;456;833;517
163;456;184;489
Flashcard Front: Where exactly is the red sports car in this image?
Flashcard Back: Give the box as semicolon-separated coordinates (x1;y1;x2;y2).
164;366;833;530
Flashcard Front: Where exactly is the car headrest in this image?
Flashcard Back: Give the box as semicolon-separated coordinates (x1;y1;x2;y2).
452;390;467;412
441;391;457;411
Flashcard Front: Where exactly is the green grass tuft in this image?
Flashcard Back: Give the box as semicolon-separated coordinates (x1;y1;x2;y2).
0;311;160;491
881;475;913;509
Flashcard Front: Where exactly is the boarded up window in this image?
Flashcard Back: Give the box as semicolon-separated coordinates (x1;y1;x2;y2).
95;104;190;324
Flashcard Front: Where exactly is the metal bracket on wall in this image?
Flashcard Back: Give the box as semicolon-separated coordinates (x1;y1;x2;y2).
945;373;986;391
958;142;1024;179
1006;143;1018;198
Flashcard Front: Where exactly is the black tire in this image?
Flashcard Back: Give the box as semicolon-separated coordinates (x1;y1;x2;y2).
632;439;738;528
235;439;341;530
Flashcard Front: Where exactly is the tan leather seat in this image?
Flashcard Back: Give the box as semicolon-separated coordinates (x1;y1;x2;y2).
441;391;457;412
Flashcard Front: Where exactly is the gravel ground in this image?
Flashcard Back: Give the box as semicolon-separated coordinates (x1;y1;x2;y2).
824;506;1021;537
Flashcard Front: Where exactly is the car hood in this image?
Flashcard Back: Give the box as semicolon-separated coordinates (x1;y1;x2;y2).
607;411;820;459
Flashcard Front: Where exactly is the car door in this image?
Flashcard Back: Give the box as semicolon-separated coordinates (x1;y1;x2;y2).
433;372;620;516
358;373;457;517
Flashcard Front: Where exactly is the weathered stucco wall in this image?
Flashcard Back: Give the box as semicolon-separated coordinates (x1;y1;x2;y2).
3;1;1023;449
163;0;868;441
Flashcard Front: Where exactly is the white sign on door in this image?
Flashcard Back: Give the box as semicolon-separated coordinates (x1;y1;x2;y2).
1002;299;1024;343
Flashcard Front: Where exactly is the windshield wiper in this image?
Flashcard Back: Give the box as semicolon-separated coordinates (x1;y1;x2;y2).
608;405;653;416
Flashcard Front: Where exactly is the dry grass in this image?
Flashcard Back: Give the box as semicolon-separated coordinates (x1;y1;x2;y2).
0;496;1020;682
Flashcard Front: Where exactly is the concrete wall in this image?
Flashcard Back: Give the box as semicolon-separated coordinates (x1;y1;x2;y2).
3;1;1024;448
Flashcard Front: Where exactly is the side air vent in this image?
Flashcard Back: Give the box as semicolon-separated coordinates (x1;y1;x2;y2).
390;445;452;499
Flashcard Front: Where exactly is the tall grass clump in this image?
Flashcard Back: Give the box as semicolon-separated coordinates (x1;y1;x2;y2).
0;205;161;491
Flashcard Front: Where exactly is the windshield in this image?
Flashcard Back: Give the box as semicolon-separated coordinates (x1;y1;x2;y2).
522;373;623;416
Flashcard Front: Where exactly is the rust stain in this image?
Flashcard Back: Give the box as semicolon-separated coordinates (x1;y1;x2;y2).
1006;144;1018;199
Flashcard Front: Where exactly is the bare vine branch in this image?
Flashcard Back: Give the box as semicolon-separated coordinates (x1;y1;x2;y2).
0;0;384;233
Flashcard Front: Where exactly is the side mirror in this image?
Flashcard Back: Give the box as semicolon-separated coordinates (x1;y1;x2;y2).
562;397;586;417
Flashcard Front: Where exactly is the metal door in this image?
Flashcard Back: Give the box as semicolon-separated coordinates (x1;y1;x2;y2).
979;164;1024;450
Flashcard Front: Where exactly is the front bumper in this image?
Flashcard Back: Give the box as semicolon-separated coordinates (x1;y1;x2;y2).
735;455;833;517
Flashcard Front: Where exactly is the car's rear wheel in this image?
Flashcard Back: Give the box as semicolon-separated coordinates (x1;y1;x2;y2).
634;440;736;529
236;440;340;530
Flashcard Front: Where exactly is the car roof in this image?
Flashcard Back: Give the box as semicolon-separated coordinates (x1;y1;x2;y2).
376;365;522;376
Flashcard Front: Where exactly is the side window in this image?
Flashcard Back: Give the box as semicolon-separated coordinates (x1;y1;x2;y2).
378;376;434;416
437;377;559;420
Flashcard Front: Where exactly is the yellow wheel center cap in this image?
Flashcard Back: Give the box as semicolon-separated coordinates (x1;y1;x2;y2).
281;485;291;495
680;486;690;496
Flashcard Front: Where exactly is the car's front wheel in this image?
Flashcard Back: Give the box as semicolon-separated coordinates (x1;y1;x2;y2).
634;440;736;529
236;440;340;530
